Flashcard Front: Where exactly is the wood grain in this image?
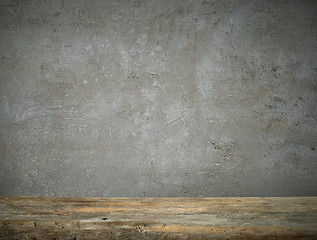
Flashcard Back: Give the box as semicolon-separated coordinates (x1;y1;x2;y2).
0;197;317;239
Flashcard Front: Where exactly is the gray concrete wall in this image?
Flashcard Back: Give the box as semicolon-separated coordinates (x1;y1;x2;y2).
0;0;316;197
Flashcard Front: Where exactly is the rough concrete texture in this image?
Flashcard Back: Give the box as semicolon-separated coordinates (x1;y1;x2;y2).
0;0;316;197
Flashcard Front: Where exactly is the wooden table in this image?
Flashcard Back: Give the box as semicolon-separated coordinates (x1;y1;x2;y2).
0;197;317;239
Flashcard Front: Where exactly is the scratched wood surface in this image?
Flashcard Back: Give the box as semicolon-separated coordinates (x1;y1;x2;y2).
0;197;317;240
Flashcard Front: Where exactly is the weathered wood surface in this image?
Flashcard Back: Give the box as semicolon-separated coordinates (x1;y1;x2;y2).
0;197;317;239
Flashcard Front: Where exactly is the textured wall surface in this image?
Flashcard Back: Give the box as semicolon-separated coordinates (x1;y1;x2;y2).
0;0;316;197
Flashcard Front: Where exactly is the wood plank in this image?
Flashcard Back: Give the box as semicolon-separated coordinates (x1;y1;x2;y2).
0;197;317;239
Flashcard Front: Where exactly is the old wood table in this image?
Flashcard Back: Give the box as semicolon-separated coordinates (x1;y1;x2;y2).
0;197;317;239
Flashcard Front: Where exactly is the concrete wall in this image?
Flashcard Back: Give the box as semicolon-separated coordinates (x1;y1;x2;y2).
0;0;316;197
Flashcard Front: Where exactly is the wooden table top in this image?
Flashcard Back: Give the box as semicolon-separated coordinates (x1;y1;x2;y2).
0;197;317;239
